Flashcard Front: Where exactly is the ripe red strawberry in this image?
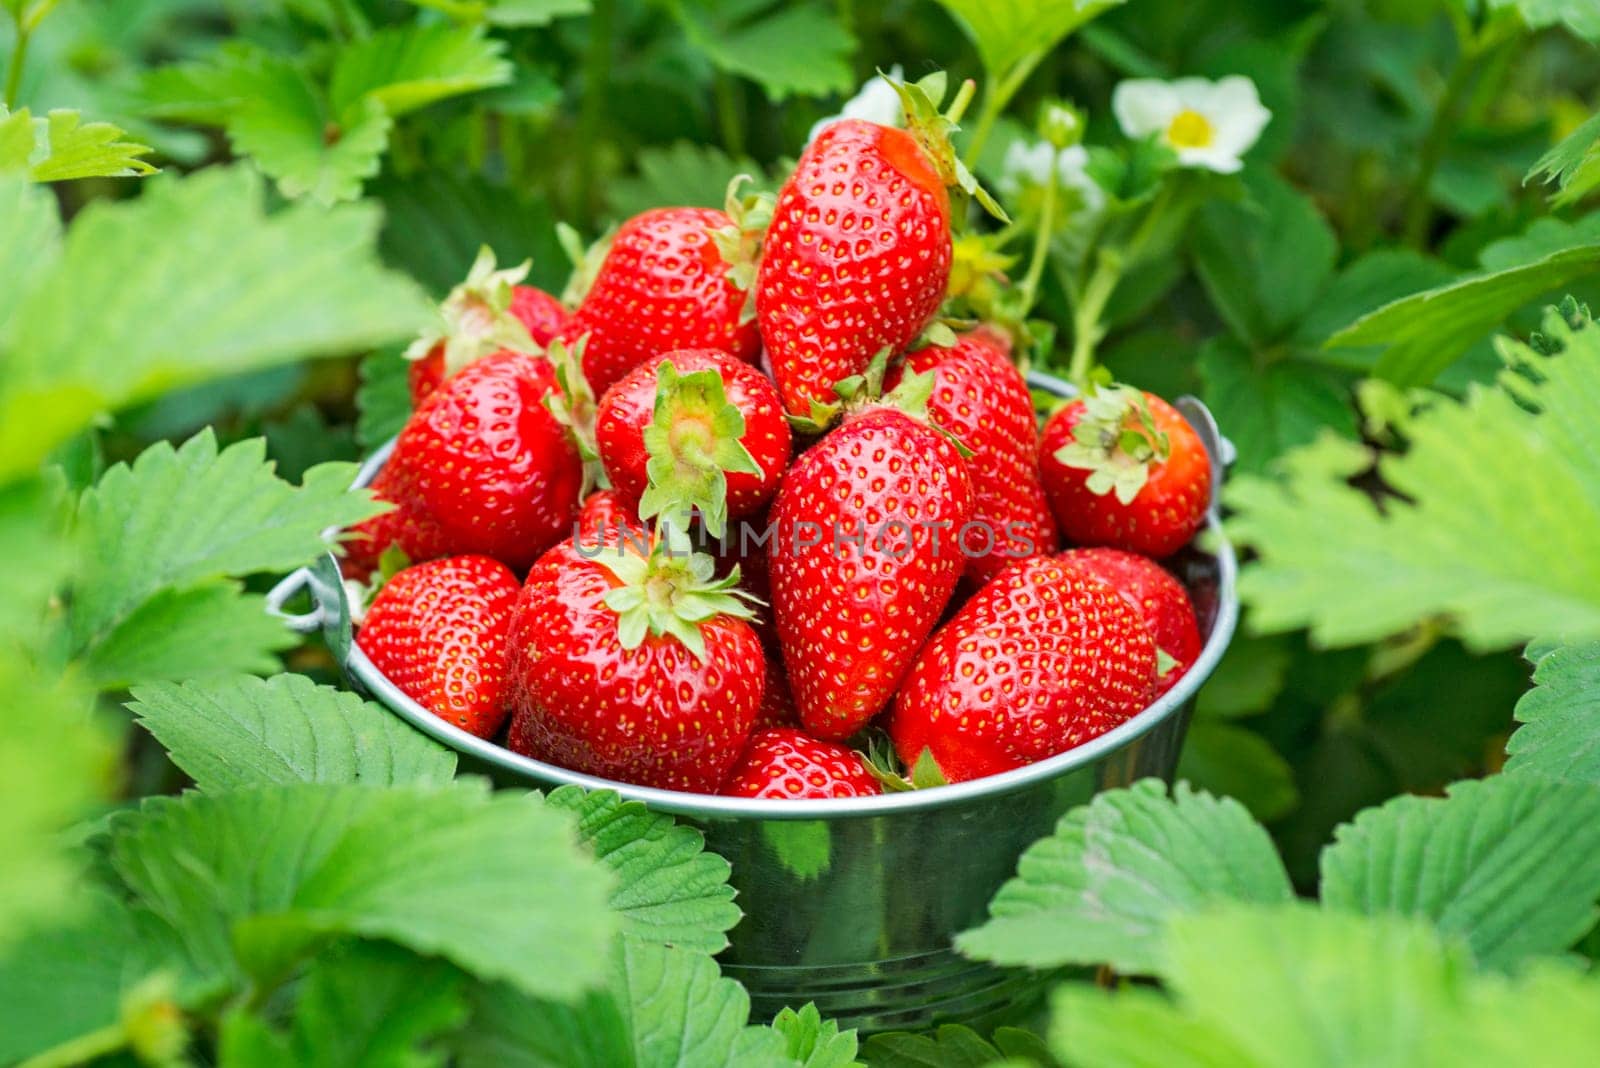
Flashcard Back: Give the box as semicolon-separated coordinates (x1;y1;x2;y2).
357;555;520;738
888;328;1058;581
377;350;583;574
404;247;570;405
768;403;975;740
721;728;881;799
505;540;765;792
558;196;764;397
574;488;645;545
595;348;791;536
754;651;797;729
757;76;1004;420
1057;548;1202;697
890;555;1157;783
1039;387;1211;558
758;118;952;418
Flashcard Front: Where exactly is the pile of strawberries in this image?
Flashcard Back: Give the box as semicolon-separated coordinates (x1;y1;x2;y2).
346;76;1213;801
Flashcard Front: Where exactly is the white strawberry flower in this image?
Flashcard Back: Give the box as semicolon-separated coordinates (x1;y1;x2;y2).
998;140;1104;213
1111;75;1271;174
808;66;906;143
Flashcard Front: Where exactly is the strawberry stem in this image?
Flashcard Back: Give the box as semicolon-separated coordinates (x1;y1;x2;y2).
636;359;761;541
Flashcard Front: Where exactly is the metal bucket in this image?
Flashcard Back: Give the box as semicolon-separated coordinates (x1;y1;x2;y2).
267;370;1238;1033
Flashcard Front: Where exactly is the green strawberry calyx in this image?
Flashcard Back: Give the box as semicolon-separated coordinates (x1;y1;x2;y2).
1053;384;1170;504
886;70;1010;224
861;733;950;792
404;245;540;377
793;348;974;457
710;174;775;324
558;221;616;307
599;542;759;662
544;335;609;495
636;359;762;542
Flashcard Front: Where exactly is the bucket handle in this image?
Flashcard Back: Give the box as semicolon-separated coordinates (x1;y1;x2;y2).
265;567;323;635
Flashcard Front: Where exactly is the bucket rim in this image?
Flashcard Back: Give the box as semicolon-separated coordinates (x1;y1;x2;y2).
323;370;1240;820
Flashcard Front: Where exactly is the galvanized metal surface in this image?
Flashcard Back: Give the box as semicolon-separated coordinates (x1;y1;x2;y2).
270;371;1238;1032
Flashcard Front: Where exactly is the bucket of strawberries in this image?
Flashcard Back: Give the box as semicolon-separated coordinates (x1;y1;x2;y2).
269;73;1237;1031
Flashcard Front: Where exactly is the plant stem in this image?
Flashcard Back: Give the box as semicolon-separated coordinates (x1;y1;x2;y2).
1065;247;1122;388
1064;183;1173;386
714;72;744;158
961;59;1033;169
576;0;614;226
4;24;29;110
1399;56;1473;248
1017;158;1059;318
17;1024;127;1068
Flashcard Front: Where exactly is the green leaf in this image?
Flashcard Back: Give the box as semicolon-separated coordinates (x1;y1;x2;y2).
1506;640;1600;782
108;781;615;1000
1326;242;1600;386
1197;338;1356;476
770;1003;861;1068
483;0;592;27
357;348;414;448
1049;985;1256;1068
931;0;1125;81
0;106;156;181
78;585;295;688
1479;217;1600;275
1193;633;1292;720
1293;249;1459;352
405;0;592;25
224;942;469;1068
865;1028;1043;1067
1321;775;1600;968
955;780;1293;974
329;23;512;119
1487;0;1600;40
547;787;740;955
1228;312;1600;649
605;141;766;221
460;942;792;1068
0;165;429;481
0;890;191;1064
1177;722;1300;822
130;674;456;791
674;0;856;103
1190;172;1338;349
0;176;60;369
1527;111;1600;206
230;57;393;206
1048;906;1467;1068
1050;904;1600;1068
376;170;565;296
69;431;382;684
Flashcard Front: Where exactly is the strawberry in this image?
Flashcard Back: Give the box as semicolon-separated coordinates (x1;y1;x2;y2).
721;727;881;800
889;555;1157;783
574;488;645;545
558;189;765;397
888;328;1057;581
1057;548;1202;697
404;247;570;405
357;555;520;738
377;350;584;574
1039;386;1211;558
768;393;975;740
595;349;791;537
757;75;1004;420
754;651;797;729
505;539;765;792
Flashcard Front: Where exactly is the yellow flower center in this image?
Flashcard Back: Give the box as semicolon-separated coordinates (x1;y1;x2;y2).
1165;108;1215;150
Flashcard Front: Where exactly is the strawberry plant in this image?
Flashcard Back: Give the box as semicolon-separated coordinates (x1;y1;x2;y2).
6;0;1600;1064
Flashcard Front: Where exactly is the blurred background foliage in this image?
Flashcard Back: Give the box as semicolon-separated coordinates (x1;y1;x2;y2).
5;0;1600;893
